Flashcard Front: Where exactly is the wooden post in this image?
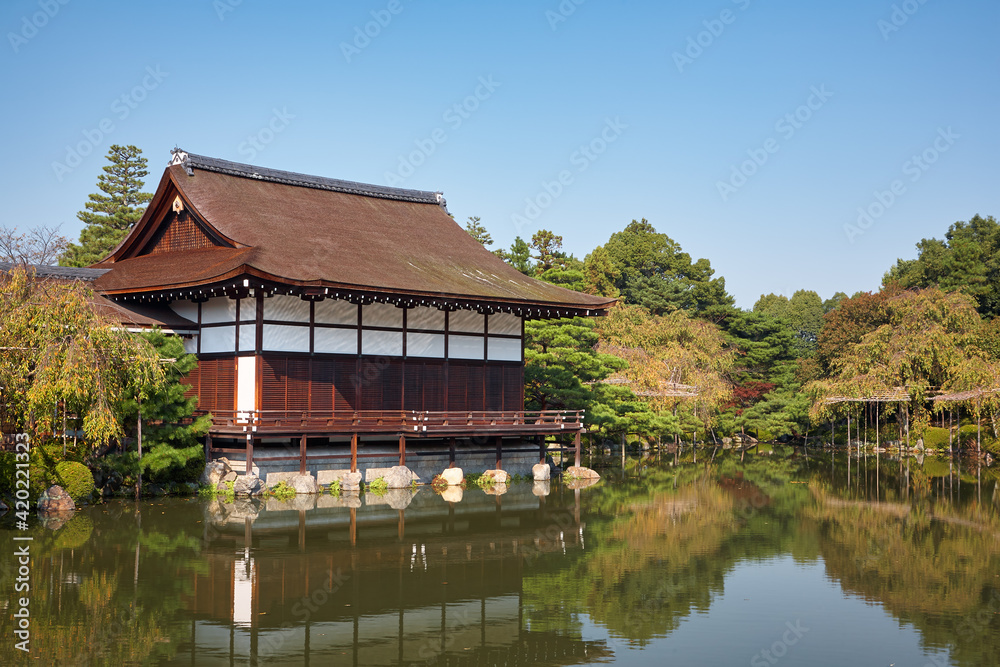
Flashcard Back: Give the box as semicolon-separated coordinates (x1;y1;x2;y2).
574;431;581;468
205;433;212;465
537;435;545;464
399;434;406;467
299;434;307;475
495;436;502;470
449;438;457;466
350;433;358;473
246;433;254;475
349;507;357;547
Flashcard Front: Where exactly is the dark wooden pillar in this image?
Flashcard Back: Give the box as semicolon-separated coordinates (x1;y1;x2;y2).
574;431;582;467
399;434;406;467
205;433;212;464
350;433;358;473
449;438;457;466
246;434;254;475
495;436;502;470
538;435;545;464
349;507;357;547
299;434;307;475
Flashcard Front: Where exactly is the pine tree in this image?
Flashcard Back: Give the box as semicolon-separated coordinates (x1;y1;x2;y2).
61;145;153;267
464;216;493;247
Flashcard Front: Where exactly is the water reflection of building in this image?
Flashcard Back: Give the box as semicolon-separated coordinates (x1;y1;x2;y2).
174;486;610;665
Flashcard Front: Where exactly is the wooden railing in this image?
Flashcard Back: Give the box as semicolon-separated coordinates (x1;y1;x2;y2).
204;409;585;435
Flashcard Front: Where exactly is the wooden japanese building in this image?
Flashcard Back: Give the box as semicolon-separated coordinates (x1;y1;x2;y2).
90;149;615;476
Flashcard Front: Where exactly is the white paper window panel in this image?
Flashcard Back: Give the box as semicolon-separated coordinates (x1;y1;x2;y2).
201;297;237;324
407;333;445;358
407;305;446;331
236;356;257;414
362;330;403;356
263;325;310;353
450;309;485;333
169;299;199;322
201;326;235;353
363;302;404;328
265;294;310;323
238;325;256;352
449;334;484;360
315;298;358;326
314;328;358;355
182;335;198;354
488;337;522;362
238;297;257;322
489;312;521;336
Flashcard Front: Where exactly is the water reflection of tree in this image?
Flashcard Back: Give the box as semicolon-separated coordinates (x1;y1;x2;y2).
523;454;815;646
0;500;206;664
525;451;999;666
807;486;1000;666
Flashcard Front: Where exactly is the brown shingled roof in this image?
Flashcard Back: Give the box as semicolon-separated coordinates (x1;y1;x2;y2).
94;152;615;314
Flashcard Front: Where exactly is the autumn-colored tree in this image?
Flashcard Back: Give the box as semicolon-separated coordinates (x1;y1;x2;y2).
808;287;997;436
597;304;734;437
0;266;164;447
815;287;899;375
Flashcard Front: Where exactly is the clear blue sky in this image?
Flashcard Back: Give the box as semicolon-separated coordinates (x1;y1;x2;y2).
3;0;998;308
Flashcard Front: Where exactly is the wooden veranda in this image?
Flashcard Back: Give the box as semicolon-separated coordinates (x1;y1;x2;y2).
204;408;587;474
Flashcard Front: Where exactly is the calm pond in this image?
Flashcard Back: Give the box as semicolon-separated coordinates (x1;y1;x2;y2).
2;447;999;666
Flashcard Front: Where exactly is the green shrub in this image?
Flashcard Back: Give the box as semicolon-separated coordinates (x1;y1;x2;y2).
367;477;388;496
268;480;296;500
140;444;204;484
54;461;95;502
328;479;342;496
921;427;951;449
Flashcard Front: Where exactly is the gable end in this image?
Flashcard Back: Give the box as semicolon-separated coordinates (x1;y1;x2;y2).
138;207;221;256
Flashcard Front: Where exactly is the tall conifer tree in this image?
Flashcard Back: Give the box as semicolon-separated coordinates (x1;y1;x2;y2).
61;145;153;267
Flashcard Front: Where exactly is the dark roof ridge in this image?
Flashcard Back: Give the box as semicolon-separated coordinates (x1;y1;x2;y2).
169;149;447;207
0;261;110;281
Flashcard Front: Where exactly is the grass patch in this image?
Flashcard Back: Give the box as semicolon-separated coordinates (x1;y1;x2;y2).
367;476;388;496
200;480;235;502
327;479;342;496
267;480;296;501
